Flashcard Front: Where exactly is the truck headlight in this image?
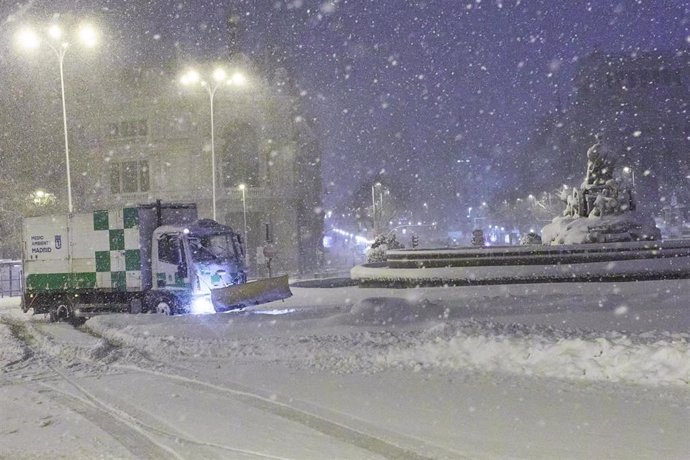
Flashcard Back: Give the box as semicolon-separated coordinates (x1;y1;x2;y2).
190;296;215;315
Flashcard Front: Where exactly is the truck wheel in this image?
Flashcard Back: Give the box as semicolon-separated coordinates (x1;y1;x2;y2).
56;304;72;322
49;303;84;325
153;298;175;316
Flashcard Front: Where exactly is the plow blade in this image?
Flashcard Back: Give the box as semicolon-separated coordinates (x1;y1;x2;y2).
211;275;292;312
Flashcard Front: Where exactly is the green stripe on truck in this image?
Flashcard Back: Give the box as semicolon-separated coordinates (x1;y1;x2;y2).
93;210;109;231
125;249;141;271
123;207;139;229
95;251;111;272
109;229;125;251
26;273;97;291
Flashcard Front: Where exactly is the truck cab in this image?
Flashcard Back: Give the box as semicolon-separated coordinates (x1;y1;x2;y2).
151;219;246;314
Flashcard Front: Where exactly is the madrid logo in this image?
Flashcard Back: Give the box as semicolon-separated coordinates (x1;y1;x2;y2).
54;235;62;250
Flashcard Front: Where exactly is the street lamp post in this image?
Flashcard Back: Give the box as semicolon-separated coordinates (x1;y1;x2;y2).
238;183;248;265
371;185;377;234
623;166;635;187
180;68;246;221
16;23;98;213
371;182;382;234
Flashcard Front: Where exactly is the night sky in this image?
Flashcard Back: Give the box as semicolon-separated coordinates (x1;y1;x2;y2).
1;0;689;226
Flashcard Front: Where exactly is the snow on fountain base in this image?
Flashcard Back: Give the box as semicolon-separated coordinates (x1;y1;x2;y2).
542;212;661;245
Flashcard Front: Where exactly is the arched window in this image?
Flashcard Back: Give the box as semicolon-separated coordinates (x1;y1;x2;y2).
221;123;260;188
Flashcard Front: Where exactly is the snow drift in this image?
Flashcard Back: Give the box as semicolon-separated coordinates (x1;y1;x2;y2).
83;294;690;387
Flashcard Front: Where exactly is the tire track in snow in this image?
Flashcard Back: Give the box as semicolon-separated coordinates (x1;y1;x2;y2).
37;367;288;460
84;323;460;459
117;363;451;460
31;382;176;460
0;318;56;386
1;319;188;459
2;318;308;459
18;318;455;459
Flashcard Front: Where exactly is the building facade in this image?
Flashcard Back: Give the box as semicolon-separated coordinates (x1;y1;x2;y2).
70;65;323;276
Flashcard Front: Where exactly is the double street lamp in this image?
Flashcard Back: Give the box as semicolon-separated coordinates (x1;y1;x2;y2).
180;68;247;221
16;22;98;214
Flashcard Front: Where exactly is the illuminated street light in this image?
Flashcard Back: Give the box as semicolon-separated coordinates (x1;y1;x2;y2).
238;183;248;265
16;22;99;213
229;72;247;86
180;67;247;220
623;166;635;187
180;69;199;86
78;23;98;47
17;28;40;49
212;68;227;82
47;25;62;40
30;189;56;206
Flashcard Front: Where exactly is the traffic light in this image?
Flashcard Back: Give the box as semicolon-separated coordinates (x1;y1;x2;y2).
411;234;419;248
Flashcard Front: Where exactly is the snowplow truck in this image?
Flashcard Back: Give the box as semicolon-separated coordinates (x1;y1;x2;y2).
21;202;291;322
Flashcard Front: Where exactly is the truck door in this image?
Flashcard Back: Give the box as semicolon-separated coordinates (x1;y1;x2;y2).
154;233;189;289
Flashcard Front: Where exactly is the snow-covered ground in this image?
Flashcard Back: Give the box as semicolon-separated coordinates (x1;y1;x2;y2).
1;279;689;459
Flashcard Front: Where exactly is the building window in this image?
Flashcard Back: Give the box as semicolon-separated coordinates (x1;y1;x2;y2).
106;119;148;140
221;123;260;188
110;160;149;194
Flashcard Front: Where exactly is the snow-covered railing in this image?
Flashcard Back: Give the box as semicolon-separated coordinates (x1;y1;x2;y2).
0;260;22;297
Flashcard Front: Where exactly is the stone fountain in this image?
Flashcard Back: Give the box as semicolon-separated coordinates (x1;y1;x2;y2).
541;134;661;244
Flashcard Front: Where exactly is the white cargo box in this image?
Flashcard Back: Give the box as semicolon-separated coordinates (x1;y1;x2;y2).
22;208;144;293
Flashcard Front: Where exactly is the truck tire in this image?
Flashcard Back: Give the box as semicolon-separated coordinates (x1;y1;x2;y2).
49;302;85;326
150;295;176;316
56;303;72;322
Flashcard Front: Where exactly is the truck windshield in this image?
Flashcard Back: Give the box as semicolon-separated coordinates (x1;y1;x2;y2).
188;234;236;262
